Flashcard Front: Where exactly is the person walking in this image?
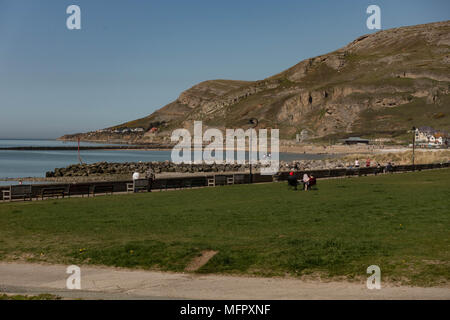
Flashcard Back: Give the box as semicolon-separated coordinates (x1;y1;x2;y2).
145;168;155;192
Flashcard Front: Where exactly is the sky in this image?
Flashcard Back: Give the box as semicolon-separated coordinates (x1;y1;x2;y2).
0;0;449;139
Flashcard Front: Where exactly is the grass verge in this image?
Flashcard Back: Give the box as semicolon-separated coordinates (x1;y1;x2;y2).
0;169;449;286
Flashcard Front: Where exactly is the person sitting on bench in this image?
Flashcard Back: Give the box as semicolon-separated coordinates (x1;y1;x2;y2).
309;175;317;189
287;171;298;190
132;171;140;192
145;168;155;192
302;173;310;191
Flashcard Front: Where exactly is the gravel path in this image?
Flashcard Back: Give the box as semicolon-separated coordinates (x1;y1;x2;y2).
0;262;448;300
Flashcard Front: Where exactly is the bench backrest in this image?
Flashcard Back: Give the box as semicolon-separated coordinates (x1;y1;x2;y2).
165;179;183;188
134;179;149;188
42;187;66;193
69;184;91;194
234;174;245;184
214;175;227;185
94;185;114;191
11;185;32;195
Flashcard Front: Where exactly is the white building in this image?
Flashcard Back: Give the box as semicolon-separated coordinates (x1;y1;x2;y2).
415;127;448;147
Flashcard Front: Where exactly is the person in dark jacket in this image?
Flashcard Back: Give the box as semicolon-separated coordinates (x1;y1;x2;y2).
386;162;393;173
375;163;382;175
309;175;317;189
145;168;155;192
287;171;298;190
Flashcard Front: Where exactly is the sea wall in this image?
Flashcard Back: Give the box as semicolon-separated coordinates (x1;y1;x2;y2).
45;160;347;178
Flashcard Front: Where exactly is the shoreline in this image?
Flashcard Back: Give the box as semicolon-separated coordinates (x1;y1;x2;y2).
7;137;446;154
1;140;448;184
2;156;449;184
0;145;173;151
0;144;421;154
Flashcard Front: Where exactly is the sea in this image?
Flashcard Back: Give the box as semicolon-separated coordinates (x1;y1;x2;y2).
0;139;331;185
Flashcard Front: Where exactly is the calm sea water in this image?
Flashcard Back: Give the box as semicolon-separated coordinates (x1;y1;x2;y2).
0;139;330;185
0;139;121;148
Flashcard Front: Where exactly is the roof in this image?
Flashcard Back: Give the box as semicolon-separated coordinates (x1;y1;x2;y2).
345;137;369;142
418;126;437;134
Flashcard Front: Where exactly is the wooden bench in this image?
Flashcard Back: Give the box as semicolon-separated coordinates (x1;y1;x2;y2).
130;179;150;193
93;184;114;196
152;178;191;191
165;179;183;190
214;175;227;186
205;175;236;187
41;187;66;200
126;183;134;193
233;174;246;184
68;184;91;198
2;185;32;202
182;179;192;189
207;176;215;187
192;178;208;188
151;179;163;191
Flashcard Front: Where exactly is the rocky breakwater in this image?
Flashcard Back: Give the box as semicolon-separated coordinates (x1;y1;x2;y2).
47;161;249;177
46;159;347;178
281;159;346;171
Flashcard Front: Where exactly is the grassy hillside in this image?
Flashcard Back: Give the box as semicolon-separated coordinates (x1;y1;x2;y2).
63;21;450;143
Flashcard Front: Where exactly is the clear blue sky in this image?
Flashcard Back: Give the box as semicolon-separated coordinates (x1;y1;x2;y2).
0;0;449;139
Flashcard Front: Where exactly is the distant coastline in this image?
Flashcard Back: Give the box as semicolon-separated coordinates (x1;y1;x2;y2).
0;145;172;151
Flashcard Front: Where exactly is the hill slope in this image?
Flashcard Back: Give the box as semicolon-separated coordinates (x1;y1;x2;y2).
61;20;450;143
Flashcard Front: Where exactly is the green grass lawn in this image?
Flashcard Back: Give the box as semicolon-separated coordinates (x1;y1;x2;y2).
1;169;449;286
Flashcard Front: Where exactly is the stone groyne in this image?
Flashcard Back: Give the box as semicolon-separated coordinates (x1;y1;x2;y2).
45;160;347;178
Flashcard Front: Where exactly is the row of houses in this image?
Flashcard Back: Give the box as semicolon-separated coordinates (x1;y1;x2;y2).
96;127;147;134
415;126;449;147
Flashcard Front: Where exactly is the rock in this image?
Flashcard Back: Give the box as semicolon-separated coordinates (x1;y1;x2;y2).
46;158;358;178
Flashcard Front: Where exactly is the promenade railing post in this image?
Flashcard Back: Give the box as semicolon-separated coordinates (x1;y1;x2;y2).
248;118;258;184
412;126;416;171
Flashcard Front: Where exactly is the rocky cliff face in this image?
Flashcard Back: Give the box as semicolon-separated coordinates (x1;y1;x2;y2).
61;20;450;143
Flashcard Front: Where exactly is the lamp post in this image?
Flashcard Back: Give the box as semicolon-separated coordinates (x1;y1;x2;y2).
412;126;416;169
248;118;259;184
